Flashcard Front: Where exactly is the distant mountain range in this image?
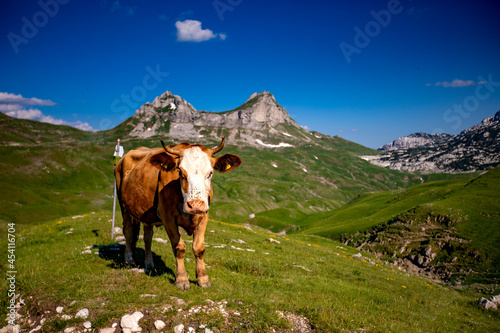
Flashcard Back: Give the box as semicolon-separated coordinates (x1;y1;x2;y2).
362;110;500;173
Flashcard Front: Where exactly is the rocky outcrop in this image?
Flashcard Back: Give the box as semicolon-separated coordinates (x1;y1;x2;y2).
340;207;485;286
362;110;500;173
379;133;452;151
477;295;500;310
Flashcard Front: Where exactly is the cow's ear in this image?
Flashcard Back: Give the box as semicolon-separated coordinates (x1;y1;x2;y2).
214;154;241;173
150;152;176;171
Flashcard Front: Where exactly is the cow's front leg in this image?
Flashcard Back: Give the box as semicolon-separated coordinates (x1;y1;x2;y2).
144;224;154;270
123;213;138;266
193;214;210;288
164;222;189;289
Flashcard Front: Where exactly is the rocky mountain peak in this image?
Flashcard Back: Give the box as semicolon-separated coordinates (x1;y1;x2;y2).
236;91;297;129
124;90;302;145
459;109;500;135
247;91;276;102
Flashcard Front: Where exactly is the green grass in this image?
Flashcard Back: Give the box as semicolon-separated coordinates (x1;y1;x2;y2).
1;212;499;332
294;167;500;286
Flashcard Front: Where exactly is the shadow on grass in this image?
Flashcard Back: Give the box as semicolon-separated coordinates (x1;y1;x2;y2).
95;244;175;281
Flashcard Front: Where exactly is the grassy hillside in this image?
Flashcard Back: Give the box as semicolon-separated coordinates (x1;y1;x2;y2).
1;212;498;332
0;114;116;235
295;167;500;287
0;113;423;234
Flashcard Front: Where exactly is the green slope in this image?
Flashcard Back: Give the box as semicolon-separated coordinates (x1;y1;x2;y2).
0;113;115;231
296;167;500;286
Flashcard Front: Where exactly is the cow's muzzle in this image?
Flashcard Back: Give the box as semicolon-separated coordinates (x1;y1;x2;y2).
184;199;207;214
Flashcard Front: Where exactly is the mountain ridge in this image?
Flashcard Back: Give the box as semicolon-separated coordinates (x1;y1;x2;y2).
117;90;304;148
365;110;500;173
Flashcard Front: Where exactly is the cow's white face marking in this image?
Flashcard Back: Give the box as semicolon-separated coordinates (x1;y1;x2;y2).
178;147;213;212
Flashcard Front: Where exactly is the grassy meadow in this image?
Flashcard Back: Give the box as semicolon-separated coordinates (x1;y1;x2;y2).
1;212;499;332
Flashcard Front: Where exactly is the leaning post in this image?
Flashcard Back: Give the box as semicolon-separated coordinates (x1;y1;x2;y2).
112;138;124;239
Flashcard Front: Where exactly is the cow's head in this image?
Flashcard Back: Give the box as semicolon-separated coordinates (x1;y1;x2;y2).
151;137;241;215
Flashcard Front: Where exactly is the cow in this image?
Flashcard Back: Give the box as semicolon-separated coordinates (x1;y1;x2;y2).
114;137;241;289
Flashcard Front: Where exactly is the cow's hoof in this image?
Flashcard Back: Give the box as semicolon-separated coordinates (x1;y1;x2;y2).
145;262;155;271
124;257;136;267
175;281;190;290
198;281;211;288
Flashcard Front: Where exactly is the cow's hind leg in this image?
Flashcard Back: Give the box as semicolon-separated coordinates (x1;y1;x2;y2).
123;213;139;266
144;224;155;270
164;222;189;289
193;215;210;288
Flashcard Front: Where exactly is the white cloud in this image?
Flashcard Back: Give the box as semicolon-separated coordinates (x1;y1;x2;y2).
433;79;485;88
0;92;95;131
0;92;56;106
175;19;225;42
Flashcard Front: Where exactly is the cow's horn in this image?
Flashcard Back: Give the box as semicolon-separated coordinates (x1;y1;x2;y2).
161;140;181;156
211;136;225;155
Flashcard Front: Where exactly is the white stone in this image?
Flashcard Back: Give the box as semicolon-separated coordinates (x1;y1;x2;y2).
269;238;281;244
81;250;92;254
75;308;89;319
114;227;123;235
64;328;75;333
188;327;195;333
115;235;126;242
174;324;184;333
154;320;166;331
153;237;168;244
56;306;64;314
83;321;92;329
248;213;255;219
61;314;72;320
205;328;214;333
28;325;42;333
120;311;144;332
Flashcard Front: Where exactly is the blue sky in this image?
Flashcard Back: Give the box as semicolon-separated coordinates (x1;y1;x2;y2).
1;0;499;149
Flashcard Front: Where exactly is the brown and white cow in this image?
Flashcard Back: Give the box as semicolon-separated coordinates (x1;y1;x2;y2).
115;137;241;289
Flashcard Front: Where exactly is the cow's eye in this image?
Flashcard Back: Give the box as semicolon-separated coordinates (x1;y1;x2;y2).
178;168;186;179
207;171;213;179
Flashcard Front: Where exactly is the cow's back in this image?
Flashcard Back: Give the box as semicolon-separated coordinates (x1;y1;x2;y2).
115;147;166;223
